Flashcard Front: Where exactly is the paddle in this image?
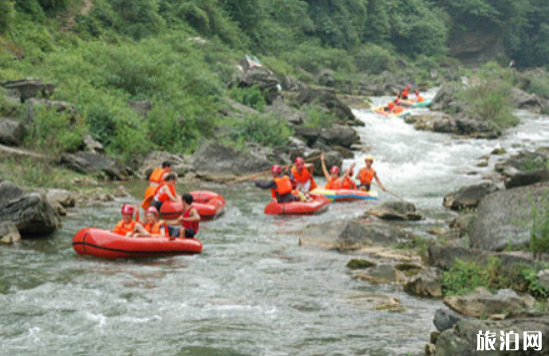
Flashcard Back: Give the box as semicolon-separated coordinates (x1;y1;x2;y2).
226;154;322;186
371;181;405;201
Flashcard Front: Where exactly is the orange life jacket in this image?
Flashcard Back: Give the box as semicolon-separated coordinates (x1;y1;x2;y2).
291;165;318;191
358;167;375;185
149;168;168;184
113;220;136;236
270;175;293;199
394;106;404;114
154;183;176;203
417;95;424;103
341;176;356;190
402;89;409;98
144;220;168;236
325;177;342;190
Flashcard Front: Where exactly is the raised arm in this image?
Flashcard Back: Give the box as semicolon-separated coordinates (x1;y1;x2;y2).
320;153;330;181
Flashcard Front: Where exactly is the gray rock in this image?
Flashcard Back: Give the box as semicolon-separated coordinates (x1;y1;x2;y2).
365;201;422;221
449;214;474;237
444;292;526;318
1;78;55;102
469;182;549;251
538;270;549;290
510;87;542;111
192;141;271;177
436;312;549;356
316;69;335;87
295;126;321;146
312;151;342;177
433;117;458;134
299;219;415;251
26;98;78;124
235;61;280;104
83;134;105;154
128;100;153;117
0;221;21;244
403;268;442;298
505;169;549;189
0;118;25;146
0;182;61;236
319;125;357;148
46;189;76;208
434;308;466;333
295;85;357;123
61;152;128;180
443;182;497;210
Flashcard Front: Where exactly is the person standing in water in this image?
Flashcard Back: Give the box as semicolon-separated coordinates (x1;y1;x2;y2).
356;155;385;192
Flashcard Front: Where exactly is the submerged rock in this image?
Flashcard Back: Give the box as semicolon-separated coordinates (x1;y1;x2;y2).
443;182;497;210
346;258;376;270
403;268;443;298
365;201;422;221
299;219;415;251
0;221;21;244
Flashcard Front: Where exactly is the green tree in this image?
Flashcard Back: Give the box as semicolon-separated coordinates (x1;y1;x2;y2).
0;0;15;32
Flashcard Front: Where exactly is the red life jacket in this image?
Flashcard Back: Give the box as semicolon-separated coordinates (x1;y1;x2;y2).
270;175;293;199
182;207;199;234
341;176;356;190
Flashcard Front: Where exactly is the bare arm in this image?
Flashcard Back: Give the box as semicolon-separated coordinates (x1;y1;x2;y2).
374;172;386;191
320;154;330;181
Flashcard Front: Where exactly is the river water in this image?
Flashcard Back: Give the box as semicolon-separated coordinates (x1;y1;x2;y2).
2;92;549;356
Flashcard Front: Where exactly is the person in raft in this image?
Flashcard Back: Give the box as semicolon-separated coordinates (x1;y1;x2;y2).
414;90;424;103
356;155;385;192
150;174;179;211
320;153;355;190
167;193;200;239
401;84;411;100
112;204;139;236
142;161;172;210
132;207;168;238
341;166;356;190
291;157;317;192
255;165;299;203
383;96;401;113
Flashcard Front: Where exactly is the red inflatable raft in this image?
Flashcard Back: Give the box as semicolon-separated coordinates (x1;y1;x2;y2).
72;228;203;259
160;190;225;221
264;194;330;216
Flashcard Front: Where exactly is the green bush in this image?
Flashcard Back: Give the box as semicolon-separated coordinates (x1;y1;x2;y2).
0;0;15;32
228;85;266;112
284;42;356;74
442;259;491;296
527;72;549;99
0;157;74;189
303;106;335;128
27;106;86;154
353;43;396;74
529;191;549;260
228;113;293;147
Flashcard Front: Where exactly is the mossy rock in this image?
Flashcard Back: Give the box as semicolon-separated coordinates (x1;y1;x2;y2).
491;148;507;155
346;258;376;270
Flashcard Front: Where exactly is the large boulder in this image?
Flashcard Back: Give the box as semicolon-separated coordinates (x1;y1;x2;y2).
294;126;321;146
192;141;271;178
139;151;193;180
61;152;128;180
443;182;497;210
0;118;25;146
506;169;549;189
312;151;342;177
444;292;527;318
318;125;358;149
403;268;443;298
1;78;55;102
365;201;422;221
295;85;357;124
469;182;549;251
128;100;153;117
0;221;21;244
435;312;549;356
298;219;415;251
434;308;466;333
235;61;280;104
0;181;61;236
83;134;105;154
510;87;542;112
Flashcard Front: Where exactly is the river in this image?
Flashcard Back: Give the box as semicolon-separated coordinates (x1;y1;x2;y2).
2;92;549;356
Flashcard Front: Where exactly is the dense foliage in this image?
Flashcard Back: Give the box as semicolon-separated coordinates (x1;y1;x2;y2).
0;0;548;160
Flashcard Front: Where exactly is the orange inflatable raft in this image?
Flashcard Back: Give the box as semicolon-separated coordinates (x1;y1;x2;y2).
264;194;330;216
72;228;203;259
160;191;225;221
